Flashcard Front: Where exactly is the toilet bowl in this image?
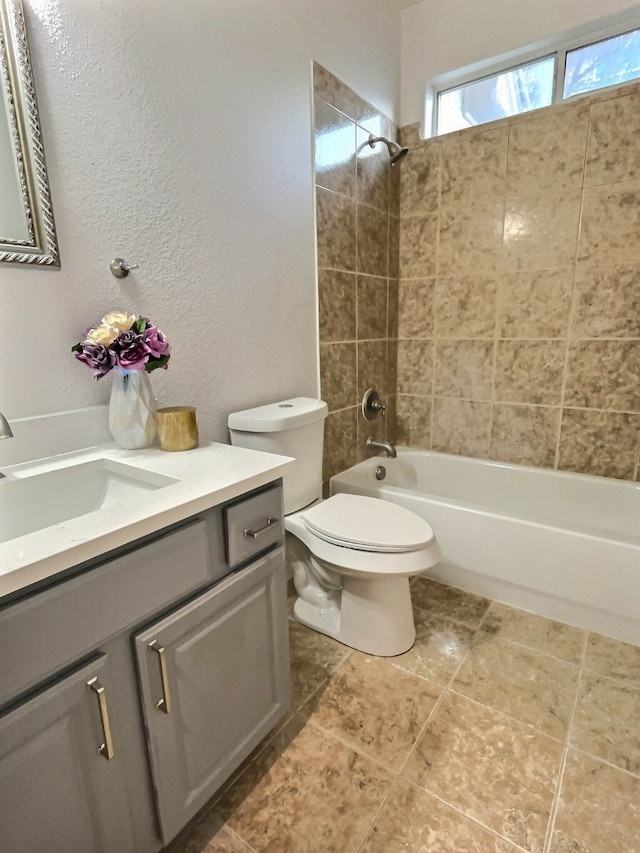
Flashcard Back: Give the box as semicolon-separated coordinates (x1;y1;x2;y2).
285;493;440;656
227;397;441;657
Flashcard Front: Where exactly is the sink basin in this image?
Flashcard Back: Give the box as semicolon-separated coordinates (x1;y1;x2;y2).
0;459;179;545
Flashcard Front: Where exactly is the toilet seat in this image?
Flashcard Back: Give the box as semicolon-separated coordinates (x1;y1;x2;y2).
302;493;435;553
285;494;441;578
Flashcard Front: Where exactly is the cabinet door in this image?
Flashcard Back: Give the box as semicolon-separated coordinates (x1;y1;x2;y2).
0;655;136;853
135;548;290;844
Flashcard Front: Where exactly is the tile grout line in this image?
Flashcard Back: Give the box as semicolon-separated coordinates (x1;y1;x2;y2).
354;609;490;853
541;630;589;853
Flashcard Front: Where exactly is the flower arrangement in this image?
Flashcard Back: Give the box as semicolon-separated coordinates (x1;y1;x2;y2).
72;310;170;380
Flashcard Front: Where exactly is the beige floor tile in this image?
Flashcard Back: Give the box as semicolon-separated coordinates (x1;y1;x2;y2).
411;577;491;627
392;609;474;686
360;779;521;852
453;633;579;739
549;749;640;853
571;672;640;775
584;632;640;685
483;603;586;664
308;653;441;771
168;811;252;853
213;713;393;853
288;619;349;711
403;692;563;852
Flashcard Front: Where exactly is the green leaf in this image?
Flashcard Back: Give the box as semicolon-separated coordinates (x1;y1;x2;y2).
71;343;82;352
146;354;170;373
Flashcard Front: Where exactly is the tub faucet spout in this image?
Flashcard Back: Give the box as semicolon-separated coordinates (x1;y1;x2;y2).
366;436;397;459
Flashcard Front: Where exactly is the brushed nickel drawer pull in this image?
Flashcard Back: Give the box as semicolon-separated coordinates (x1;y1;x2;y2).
87;677;115;760
243;516;279;539
148;639;172;714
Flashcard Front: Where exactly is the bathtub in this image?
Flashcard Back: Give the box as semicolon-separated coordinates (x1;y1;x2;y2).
331;449;640;645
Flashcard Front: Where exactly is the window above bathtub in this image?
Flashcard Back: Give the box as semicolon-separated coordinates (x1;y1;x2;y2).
430;19;640;137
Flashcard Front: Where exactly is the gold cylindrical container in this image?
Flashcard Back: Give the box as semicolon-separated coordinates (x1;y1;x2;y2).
156;406;199;452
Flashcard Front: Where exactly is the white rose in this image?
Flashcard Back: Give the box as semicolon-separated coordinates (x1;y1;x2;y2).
85;323;119;346
102;311;135;331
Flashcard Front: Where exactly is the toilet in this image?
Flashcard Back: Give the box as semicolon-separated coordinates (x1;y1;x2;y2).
228;397;440;656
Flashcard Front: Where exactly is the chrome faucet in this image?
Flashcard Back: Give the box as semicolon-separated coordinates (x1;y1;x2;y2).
365;436;397;459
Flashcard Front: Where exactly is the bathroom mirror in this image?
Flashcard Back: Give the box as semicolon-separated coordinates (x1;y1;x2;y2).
0;0;59;265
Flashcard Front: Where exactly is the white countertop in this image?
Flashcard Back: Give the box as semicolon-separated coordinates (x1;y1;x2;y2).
0;441;294;600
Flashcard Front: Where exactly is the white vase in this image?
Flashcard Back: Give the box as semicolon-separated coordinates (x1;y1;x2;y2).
108;370;157;449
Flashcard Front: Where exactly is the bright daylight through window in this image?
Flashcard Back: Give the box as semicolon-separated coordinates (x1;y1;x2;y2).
436;25;640;136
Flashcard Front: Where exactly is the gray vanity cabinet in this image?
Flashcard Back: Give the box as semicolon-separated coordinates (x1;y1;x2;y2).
0;481;290;852
135;548;291;844
0;655;136;853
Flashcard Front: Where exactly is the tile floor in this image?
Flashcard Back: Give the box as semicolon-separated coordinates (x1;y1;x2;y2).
168;577;640;853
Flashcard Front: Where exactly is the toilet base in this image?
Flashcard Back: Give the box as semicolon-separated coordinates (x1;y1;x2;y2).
293;574;416;657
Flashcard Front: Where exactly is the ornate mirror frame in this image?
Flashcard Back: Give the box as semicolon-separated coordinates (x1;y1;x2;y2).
0;0;59;265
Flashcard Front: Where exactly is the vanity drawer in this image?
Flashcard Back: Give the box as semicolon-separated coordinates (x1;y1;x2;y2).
224;486;283;568
0;519;211;707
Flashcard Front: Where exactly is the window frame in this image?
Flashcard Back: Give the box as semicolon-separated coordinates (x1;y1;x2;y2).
429;16;640;138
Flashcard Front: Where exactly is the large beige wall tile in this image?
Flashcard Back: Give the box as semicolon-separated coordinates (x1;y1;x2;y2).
431;398;491;457
490;403;560;468
398;279;434;338
399;214;438;278
564;341;640;412
357;275;388;340
558;409;640;480
314;98;356;197
578;180;640;265
388;215;399;277
318;269;356;342
435;274;497;338
357;339;388;398
504;192;581;271
434;340;495;400
495;340;565;406
319;342;357;410
438;201;504;275
357;204;388;277
496;269;573;338
506;105;588;195
387;278;398;339
441;126;508;206
397;339;433;396
396;395;431;447
400;140;441;217
585;89;640;186
571;264;640;338
316;186;356;271
322;407;358;482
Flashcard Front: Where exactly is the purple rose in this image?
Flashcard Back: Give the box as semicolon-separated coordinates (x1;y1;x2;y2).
74;344;116;380
112;330;150;372
143;324;170;358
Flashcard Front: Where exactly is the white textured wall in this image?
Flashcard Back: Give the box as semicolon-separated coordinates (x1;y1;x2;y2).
0;0;402;442
401;0;640;126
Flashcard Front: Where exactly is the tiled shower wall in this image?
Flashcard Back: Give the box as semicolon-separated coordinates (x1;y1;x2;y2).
313;63;399;488
397;82;640;481
314;66;640;482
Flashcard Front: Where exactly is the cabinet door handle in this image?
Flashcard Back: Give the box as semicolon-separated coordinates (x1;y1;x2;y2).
148;640;172;714
243;516;279;539
87;677;115;760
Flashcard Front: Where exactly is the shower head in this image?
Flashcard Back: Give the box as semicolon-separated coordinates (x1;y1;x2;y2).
367;134;409;166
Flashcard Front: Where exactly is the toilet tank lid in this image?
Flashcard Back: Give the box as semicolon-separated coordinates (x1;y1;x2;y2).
228;398;328;432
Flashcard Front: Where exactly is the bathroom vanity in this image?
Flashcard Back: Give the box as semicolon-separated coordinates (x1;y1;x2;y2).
0;443;294;852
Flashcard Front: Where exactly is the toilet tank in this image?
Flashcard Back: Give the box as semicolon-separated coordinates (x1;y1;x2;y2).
228;398;328;514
